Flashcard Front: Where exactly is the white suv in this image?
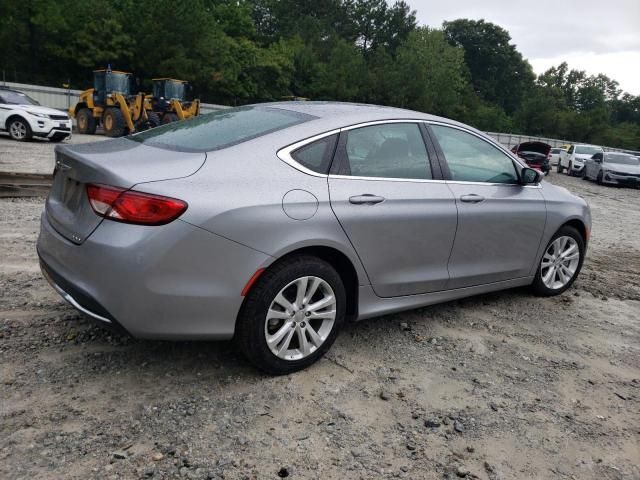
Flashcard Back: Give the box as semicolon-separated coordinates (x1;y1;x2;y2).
558;144;603;176
0;87;72;142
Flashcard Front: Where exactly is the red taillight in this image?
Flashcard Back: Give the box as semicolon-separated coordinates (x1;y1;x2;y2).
86;184;187;226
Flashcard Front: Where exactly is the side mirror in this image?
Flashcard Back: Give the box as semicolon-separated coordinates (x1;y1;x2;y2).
521;167;541;185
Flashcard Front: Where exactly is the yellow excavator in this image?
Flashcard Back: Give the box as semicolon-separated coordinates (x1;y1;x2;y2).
69;69;150;137
145;78;200;126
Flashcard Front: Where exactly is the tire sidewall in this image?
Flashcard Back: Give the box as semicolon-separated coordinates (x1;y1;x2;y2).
9;118;31;141
533;226;585;296
237;256;346;375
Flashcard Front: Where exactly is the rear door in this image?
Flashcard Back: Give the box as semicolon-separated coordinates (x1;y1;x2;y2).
328;121;457;297
428;123;546;289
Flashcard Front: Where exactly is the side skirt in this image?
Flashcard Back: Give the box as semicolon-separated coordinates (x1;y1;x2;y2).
356;277;534;321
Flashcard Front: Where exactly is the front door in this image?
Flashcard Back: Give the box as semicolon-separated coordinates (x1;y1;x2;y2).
429;124;547;289
328;122;458;297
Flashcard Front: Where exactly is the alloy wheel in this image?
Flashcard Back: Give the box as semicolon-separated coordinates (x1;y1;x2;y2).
264;276;337;361
540;236;580;289
10;121;26;140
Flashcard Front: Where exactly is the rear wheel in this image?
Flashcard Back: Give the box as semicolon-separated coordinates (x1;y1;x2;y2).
102;108;127;137
235;255;346;375
76;108;97;134
161;112;178;124
531;226;585;296
8;117;32;141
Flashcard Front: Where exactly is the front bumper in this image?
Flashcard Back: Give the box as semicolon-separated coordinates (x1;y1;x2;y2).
37;213;271;339
31;117;72;139
570;162;584;173
603;172;640;186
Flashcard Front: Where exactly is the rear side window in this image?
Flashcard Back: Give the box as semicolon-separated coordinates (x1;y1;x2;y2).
291;134;338;174
130;106;315;152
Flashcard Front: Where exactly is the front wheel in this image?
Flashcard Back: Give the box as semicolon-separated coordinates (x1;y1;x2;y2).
8;117;32;141
235;256;346;375
531;226;585;296
557;163;564;174
596;170;603;185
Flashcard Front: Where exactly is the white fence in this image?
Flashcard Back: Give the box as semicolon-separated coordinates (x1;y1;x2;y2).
0;81;228;114
2;81;638;154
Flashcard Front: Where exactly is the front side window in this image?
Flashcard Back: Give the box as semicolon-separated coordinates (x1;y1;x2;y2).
340;123;432;180
430;125;519;184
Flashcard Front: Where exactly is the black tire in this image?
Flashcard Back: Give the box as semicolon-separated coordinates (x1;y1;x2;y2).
567;162;573;176
531;225;585;297
596;170;603;185
147;111;161;128
557;163;563;174
102;108;127;137
7;117;32;142
76;108;97;134
581;168;588;180
162;112;178;124
235;255;346;375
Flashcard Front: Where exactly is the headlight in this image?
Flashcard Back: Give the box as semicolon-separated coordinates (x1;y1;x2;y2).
27;111;48;118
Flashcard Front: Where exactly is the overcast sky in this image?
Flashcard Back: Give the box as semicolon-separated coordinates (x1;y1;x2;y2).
413;0;640;95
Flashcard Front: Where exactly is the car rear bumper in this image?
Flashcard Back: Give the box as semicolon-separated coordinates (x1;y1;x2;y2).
37;212;272;339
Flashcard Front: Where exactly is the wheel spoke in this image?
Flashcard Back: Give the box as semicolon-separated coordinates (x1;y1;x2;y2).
305;277;322;305
267;308;290;320
542;265;555;285
306;295;335;313
267;321;293;348
295;277;308;308
297;325;311;356
276;328;296;358
308;309;336;320
306;324;324;347
274;292;294;313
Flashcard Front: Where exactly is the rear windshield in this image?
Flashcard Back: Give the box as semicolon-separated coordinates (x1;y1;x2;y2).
551;148;561;153
130;106;315;152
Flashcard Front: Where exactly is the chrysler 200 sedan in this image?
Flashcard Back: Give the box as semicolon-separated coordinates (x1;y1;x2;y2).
37;102;591;374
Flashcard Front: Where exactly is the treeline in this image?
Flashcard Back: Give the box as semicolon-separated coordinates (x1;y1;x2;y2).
1;0;638;149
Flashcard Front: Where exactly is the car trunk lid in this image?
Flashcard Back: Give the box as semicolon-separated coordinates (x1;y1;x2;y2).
46;138;205;244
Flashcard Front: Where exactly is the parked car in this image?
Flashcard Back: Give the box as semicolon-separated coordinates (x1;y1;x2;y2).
0;86;72;142
37;102;591;374
583;151;640;187
558;144;603;176
511;141;551;175
549;147;565;166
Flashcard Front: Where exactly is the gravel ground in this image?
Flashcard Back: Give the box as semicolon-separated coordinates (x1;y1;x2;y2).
0;133;107;173
0;171;639;480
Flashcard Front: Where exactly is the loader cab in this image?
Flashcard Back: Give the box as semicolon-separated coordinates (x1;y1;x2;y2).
93;70;132;106
152;78;188;102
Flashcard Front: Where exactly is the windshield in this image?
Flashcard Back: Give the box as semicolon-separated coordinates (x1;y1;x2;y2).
165;81;186;100
0;90;40;105
129;105;316;152
97;73;131;94
575;145;602;155
606;154;639;166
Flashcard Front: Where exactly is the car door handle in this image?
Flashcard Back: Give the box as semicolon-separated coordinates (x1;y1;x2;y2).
349;194;385;205
460;194;485;204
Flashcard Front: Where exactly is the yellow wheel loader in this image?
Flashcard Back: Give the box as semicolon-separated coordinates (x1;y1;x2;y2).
70;69;150;137
145;78;200;125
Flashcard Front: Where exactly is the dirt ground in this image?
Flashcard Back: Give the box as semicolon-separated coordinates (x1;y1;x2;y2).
0;144;638;479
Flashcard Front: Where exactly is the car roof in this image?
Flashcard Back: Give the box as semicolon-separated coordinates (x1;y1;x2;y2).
257;101;472;131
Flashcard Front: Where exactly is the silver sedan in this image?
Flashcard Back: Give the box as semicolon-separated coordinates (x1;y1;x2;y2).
37;102;591;374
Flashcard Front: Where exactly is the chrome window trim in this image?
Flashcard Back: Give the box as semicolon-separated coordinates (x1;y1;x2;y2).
277;128;341;178
276;118;541;187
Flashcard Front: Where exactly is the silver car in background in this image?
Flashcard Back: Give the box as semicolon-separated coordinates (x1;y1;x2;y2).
582;151;640;187
37;102;591;374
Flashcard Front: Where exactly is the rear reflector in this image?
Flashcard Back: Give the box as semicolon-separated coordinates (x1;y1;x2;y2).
86;184;187;226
